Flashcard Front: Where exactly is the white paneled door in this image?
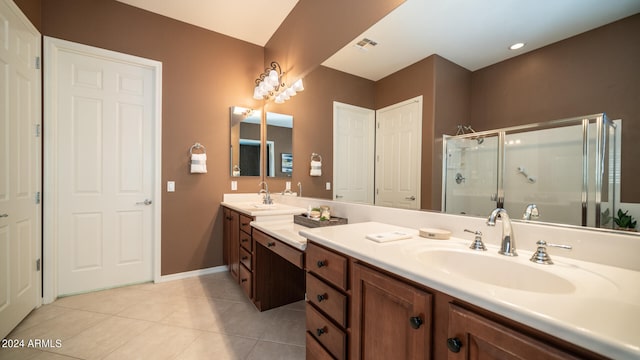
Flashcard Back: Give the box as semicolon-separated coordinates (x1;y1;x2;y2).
333;102;375;204
46;38;161;296
0;0;41;339
375;96;422;209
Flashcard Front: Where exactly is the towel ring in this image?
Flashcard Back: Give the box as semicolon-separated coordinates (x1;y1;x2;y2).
311;152;322;162
190;142;206;155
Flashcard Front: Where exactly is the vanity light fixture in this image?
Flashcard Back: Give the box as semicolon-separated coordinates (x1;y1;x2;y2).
252;61;304;103
509;42;526;50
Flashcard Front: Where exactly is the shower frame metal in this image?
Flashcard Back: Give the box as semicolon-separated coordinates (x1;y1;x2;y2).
442;113;616;227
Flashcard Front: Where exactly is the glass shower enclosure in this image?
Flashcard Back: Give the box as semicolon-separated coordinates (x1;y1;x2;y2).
442;113;619;228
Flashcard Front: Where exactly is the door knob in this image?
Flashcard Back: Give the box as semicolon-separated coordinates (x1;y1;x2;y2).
405;196;416;201
136;199;153;205
335;194;343;199
0;214;8;218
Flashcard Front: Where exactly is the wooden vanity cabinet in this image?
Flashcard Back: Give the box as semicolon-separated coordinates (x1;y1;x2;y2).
252;229;305;311
446;304;582;360
222;207;240;281
222;207;254;291
305;242;350;360
350;262;433;360
304;240;608;360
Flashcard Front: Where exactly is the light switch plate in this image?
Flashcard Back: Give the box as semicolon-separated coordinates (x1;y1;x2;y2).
231;181;237;191
167;181;175;192
326;182;331;190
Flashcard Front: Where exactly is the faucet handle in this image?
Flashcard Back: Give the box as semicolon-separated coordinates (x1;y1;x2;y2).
530;240;572;265
464;229;487;251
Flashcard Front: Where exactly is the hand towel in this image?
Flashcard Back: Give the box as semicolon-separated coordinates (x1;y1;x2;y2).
190;153;207;173
366;231;412;243
310;160;322;176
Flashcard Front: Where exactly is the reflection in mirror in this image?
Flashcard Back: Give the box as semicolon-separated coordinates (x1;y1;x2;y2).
311;6;640;234
230;106;262;177
266;112;293;178
442;114;620;229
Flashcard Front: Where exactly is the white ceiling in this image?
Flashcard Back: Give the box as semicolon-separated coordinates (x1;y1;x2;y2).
115;0;299;46
117;0;640;81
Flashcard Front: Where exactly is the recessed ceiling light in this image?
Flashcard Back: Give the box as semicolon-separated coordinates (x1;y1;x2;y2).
509;42;525;50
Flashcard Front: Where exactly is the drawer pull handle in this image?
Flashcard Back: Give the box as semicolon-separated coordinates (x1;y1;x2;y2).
267;242;276;247
241;256;248;260
241;278;247;283
241;238;248;242
409;316;423;329
317;293;328;302
316;326;327;337
316;260;327;268
241;222;249;226
447;337;463;353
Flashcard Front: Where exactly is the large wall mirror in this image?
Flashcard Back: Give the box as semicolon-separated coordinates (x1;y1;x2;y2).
296;2;640;234
266;112;293;178
230;106;262;177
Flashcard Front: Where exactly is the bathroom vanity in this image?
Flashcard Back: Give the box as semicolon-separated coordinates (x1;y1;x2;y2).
221;198;307;311
222;194;640;359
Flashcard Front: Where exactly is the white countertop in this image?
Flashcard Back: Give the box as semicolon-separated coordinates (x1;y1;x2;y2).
221;201;306;219
300;221;640;359
250;220;308;251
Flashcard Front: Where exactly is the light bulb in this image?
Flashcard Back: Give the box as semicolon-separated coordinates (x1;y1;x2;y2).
274;94;285;104
285;87;296;97
253;87;263;100
292;79;304;92
267;70;279;87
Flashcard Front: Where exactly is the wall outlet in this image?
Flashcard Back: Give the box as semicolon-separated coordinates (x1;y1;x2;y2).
231;181;237;191
326;182;331;190
167;181;175;192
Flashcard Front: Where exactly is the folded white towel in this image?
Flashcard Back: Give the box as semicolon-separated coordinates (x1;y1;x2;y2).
310;160;322;176
190;153;207;173
366;231;412;243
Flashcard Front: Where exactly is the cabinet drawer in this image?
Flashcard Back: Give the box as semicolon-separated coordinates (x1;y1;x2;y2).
254;230;304;269
306;303;346;360
240;246;252;270
239;263;252;298
306;242;348;290
240;231;252;252
239;214;253;235
307;273;347;327
306;331;336;360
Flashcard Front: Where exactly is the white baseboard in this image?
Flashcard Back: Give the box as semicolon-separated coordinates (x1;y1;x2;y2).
157;265;228;283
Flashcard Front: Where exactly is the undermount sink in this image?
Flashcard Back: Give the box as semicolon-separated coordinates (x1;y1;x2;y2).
416;249;576;294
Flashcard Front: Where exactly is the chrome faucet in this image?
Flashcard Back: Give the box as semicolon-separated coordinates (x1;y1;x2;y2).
522;204;539;220
487;208;517;256
258;181;272;205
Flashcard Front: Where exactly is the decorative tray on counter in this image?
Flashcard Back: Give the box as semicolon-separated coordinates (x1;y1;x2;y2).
294;214;348;228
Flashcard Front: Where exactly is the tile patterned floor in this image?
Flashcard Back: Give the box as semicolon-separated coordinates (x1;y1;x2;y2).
0;272;306;360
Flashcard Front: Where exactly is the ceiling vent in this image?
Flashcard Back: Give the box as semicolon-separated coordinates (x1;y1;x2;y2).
354;38;378;51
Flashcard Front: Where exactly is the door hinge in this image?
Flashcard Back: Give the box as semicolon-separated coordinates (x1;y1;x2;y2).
377;122;380;129
35;124;41;137
35;191;41;204
36;259;41;271
35;56;41;70
376;188;379;195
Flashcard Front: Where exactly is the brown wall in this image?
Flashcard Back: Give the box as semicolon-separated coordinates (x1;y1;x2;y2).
471;14;640;202
266;66;376;199
265;0;405;82
39;0;265;275
375;55;471;210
